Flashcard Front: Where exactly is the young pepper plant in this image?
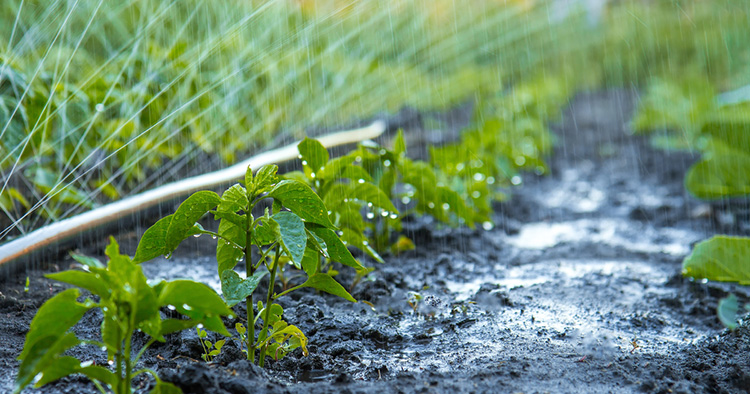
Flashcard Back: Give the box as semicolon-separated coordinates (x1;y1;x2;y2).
133;164;362;366
15;237;233;394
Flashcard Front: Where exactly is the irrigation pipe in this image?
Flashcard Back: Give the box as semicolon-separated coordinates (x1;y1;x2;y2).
0;120;386;275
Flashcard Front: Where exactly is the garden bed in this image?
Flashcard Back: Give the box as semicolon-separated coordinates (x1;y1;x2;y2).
2;90;749;394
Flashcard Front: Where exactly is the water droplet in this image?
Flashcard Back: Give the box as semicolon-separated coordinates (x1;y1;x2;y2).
298;154;303;159
193;233;201;238
337;231;344;236
101;346;107;352
442;203;450;210
355;156;362;162
379;149;387;155
197;324;204;329
482;221;494;231
428;202;435;209
401;196;411;204
473;173;485;182
108;360;115;366
383;160;391;167
472;191;481;198
310;172;316;178
366;212;375;219
212;235;217;240
164;252;172;259
228;315;235;320
515;156;526;166
487;177;496;185
79;360;92;367
167;305;176;310
301;160;308;166
32;373;43;384
381;211;389;217
367;202;373;208
102;307;109;312
95;103;105;112
343;198;349;202
389;213;398;219
511;176;522;185
362;240;369;246
358;178;365;184
456;163;465;171
700;278;708;284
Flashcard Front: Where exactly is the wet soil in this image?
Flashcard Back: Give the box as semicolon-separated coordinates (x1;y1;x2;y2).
2;90;750;394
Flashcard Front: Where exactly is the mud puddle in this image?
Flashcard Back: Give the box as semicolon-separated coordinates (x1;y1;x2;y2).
2;90;750;394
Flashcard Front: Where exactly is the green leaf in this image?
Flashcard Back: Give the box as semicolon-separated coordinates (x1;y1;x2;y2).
273;211;307;268
308;225;363;269
70;253;104;269
685;154;750;199
252;164;279;195
253;216;279;246
150;380;183;394
218;184;248;213
16;334;81;392
158;280;232;335
393;129;407;158
221;269;267;307
300;247;320;276
318;156;356;181
166;191;221;250
717;294;740;330
46;271;110;298
682;235;750;285
298;137;329;174
18;289;91;361
216;219;246;275
244;165;254;190
134;215;172;263
350;182;398;214
268;180;334;228
300;273;356;302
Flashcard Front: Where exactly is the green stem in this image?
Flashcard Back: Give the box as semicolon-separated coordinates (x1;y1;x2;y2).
273;283;305;300
123;330;133;394
133;338;157;364
245;209;256;363
258;246;281;368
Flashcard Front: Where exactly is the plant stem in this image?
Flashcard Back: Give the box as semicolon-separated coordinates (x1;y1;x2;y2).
245;210;256;363
258;246;281;368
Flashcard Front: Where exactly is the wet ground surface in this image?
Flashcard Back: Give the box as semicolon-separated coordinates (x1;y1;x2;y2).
1;90;750;393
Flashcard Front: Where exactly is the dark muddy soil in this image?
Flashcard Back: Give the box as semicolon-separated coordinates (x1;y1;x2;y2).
2;90;750;394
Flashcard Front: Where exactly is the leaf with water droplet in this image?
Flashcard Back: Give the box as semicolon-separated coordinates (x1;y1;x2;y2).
221;269;267;307
682;235;750;285
268;180;334;228
274;211;307;268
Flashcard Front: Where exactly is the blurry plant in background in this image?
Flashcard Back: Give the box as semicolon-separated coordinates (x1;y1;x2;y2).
1;0;750;249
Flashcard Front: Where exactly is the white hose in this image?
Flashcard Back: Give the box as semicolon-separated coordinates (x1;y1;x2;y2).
0;120;386;271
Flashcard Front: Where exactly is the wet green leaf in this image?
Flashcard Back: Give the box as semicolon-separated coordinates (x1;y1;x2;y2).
158;280;233;335
150;380;183;394
683;235;750;285
216;218;246;275
268;180;334;228
298;137;329;174
166;191;221;250
685;154;750;200
252;164;279;195
274;211;307;268
717;294;741;330
300;273;356;302
308;225;362;269
218;184;248;213
134;215;172;263
221;269;267;307
45;271;109;298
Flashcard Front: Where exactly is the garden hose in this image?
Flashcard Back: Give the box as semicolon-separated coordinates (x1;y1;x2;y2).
0;121;386;276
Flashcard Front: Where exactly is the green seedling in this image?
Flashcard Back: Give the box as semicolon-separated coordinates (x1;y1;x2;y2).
134;164;361;367
717;294;750;330
23;276;29;293
15;237;233;394
197;327;226;363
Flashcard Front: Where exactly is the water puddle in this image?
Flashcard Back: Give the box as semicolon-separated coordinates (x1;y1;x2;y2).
505;218;700;255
